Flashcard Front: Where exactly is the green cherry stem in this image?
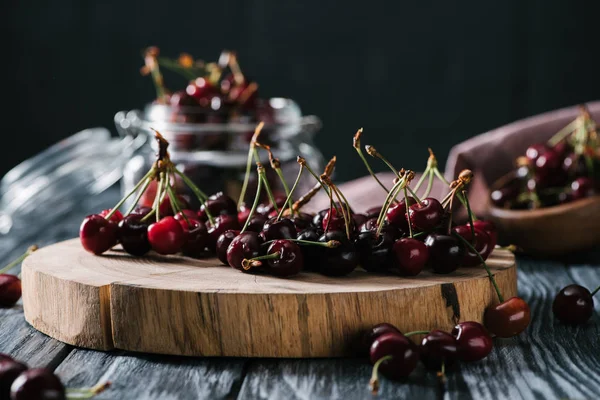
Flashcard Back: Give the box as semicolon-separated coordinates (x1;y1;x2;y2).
404;187;414;238
329;182;352;240
369;355;393;395
153;173;166;222
0;245;38;275
376;176;406;228
277;166;303;221
453;232;504;303
366;145;399;176
353;128;389;194
241;252;280;270
413;167;430;193
548;117;581;147
256;163;279;214
173;168;214;224
407;186;421;203
590;285;600;297
65;380;111;399
105;167;156;221
462;189;476;242
241;165;264;233
423;169;435;199
237;122;264;209
125;177;153;216
404;330;430;337
300;160;340;212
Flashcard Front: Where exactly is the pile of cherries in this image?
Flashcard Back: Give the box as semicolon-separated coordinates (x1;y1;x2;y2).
491;105;600;209
0;353;109;400
360;320;492;394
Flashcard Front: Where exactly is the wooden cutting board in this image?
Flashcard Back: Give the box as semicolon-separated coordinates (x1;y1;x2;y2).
21;238;516;358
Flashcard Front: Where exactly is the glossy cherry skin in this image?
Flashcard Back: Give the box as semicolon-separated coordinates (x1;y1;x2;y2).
261;217;296;242
420;330;459;370
525;143;548;163
79;214;118;255
216;230;240;265
99;209;123;223
424;234;464;274
178;219;209;258
290;212;314;233
354;229;398;273
358;323;402;357
226;231;263;271
264;240;304;277
451;321;493;362
407;198;444;231
484;297;531;337
392;238;429;276
207;214;241;251
370;333;419;380
0;359;27;399
386;197;416;229
552;284;594;325
452;225;492;266
159;194;190;217
352;213;368;229
0;274;22;307
244;214;268;233
174;210;198;222
147;216;185;255
312;209;329;230
117;215;151;256
186;77;216;103
471;220;497;249
257;193;287;216
570;177;595;200
130;206;152;218
10;368;65;400
198;192;238;222
534;149;564;187
318;231;359;276
296;228;323;271
322;207;349;232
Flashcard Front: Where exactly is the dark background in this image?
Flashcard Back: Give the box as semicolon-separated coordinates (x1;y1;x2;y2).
4;1;600;182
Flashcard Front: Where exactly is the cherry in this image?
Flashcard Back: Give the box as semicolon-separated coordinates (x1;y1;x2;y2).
322;207;350;232
147;216;185;255
198;192;237;222
419;330;459;370
352;213;368;229
318;231;358;276
407;198;444;231
452;225;492;266
226;231;263;271
490;184;519;208
130;206;152;218
296;228;323;271
263;240;304;277
471;220;498;248
178;218;209;258
525;143;548;164
424;234;464;274
186;77;216;105
386;197;416;229
365;206;382;219
207;214;241;250
392;238;429;276
79;214;118;255
261;217;296;241
552;284;595;325
158;194;190;217
484;297;531;337
10;368;65;400
244;214;268;233
0;359;27;398
290;212;314;233
534;149;564;187
117;215;151;256
562;152;587;177
358;323;402;357
311;209;329;230
553;140;571;156
570;177;595;200
0;274;22;307
370;332;419;380
99;209;123;224
451;321;493;362
237;205;251;227
354;229;397;273
174;209;198;222
257;193;287;216
216;230;240;265
169;90;199;107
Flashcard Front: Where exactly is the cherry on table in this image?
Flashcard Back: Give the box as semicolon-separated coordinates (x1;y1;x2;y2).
0;359;27;399
244;214;268;233
216;230;240;265
296;228;324;271
207;214;241;251
79;214;119;255
386;197;416;229
552;284;595;325
424;234;464;274
118;214;151;256
0;274;22;307
159;194;190;217
10;368;65;400
354;229;397;273
451;321;493;362
407;198;444;231
419;330;459;370
452;225;492;266
370;332;419;380
322;207;351;233
174;210;198;222
198;192;238;222
99;209;123;224
318;231;358;276
226;231;263;271
311;209;329;230
358;323;402;357
392;238;429;276
148;216;185;255
484;297;531;337
263;240;304;277
179;218;209;258
261;217;296;241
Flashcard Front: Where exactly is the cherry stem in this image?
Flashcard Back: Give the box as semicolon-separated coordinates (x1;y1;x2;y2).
301;161;334;205
154;172;166;222
353;129;389;195
0;245;37;275
404;330;430;337
590;285;600;297
144;49;167;103
173;169;214;225
257;164;279;214
241;165;263;233
277;166;303;221
375;174;409;236
462;190;476;243
404;187;413;238
292;156;336;212
241;252;279;270
125;177;152;216
329;183;352;240
366;145;399;177
453;232;504;303
548;117;581;147
273;164;293;217
105;168;156;221
435;169;468;209
166;181;191;227
369;355;393;395
264;239;341;248
65;380;111;399
237;122;264;209
413;166;430;193
423;169;435;199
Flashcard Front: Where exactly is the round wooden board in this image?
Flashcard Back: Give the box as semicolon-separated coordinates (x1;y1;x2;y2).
22;239;517;358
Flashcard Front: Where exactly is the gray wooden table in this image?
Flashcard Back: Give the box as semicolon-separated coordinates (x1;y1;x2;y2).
1;186;599;400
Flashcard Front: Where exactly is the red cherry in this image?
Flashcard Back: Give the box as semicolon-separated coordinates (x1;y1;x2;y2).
226;232;263;271
452;225;492;266
386;197;416;229
370;333;419;380
186;77;216;105
174;210;198;222
552;284;594;325
471;220;497;248
0;359;28;398
216;230;240;265
392;238;429;276
451;321;493;362
10;368;65;400
79;214;118;255
407;198;444;231
419;330;459;370
0;274;22;307
570;177;595;200
178;218;208;258
159;194;190;217
525;143;549;164
207;214;241;251
147;216;185;255
484;297;531;338
99;209;123;223
263;240;304;277
358;323;402;357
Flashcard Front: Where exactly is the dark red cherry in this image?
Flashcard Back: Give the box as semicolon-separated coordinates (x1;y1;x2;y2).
10;368;65;400
207;214;241;251
263;240;304;277
407;198;444;231
552;284;594;325
386;197;416;229
79;214;118;255
570;177;595;200
131;206;152;218
358;323;402;357
0;274;22;307
216;230;240;265
451;321;493;362
99;209;123;224
419;330;459;370
553;140;571;156
290;212;314;233
525;143;548;163
490;185;519;208
312;209;329;230
226;231;263;271
158;194;190;217
257;193;287;216
261;217;296;241
452;225;492;266
198;192;238;222
365;206;382;219
237;205;251;227
471;220;498;248
296;228;324;271
370;332;419;380
169;90;199;107
148;216;185;255
186;77;216;104
0;359;27;398
322;207;349;232
318;231;358;276
352;213;368;229
535;149;564;187
244;214;268;233
178;218;209;258
117;214;151;256
424;234;464;274
484;297;531;337
174;209;198;222
392;238;429;276
354;229;396;273
562;152;588;177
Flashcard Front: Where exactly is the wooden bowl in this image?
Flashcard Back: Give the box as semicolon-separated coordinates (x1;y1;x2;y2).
487;195;600;257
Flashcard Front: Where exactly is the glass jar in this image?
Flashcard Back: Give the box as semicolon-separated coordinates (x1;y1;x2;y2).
115;97;324;208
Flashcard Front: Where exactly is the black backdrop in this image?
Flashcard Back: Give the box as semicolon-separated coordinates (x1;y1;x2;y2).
4;0;600;182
